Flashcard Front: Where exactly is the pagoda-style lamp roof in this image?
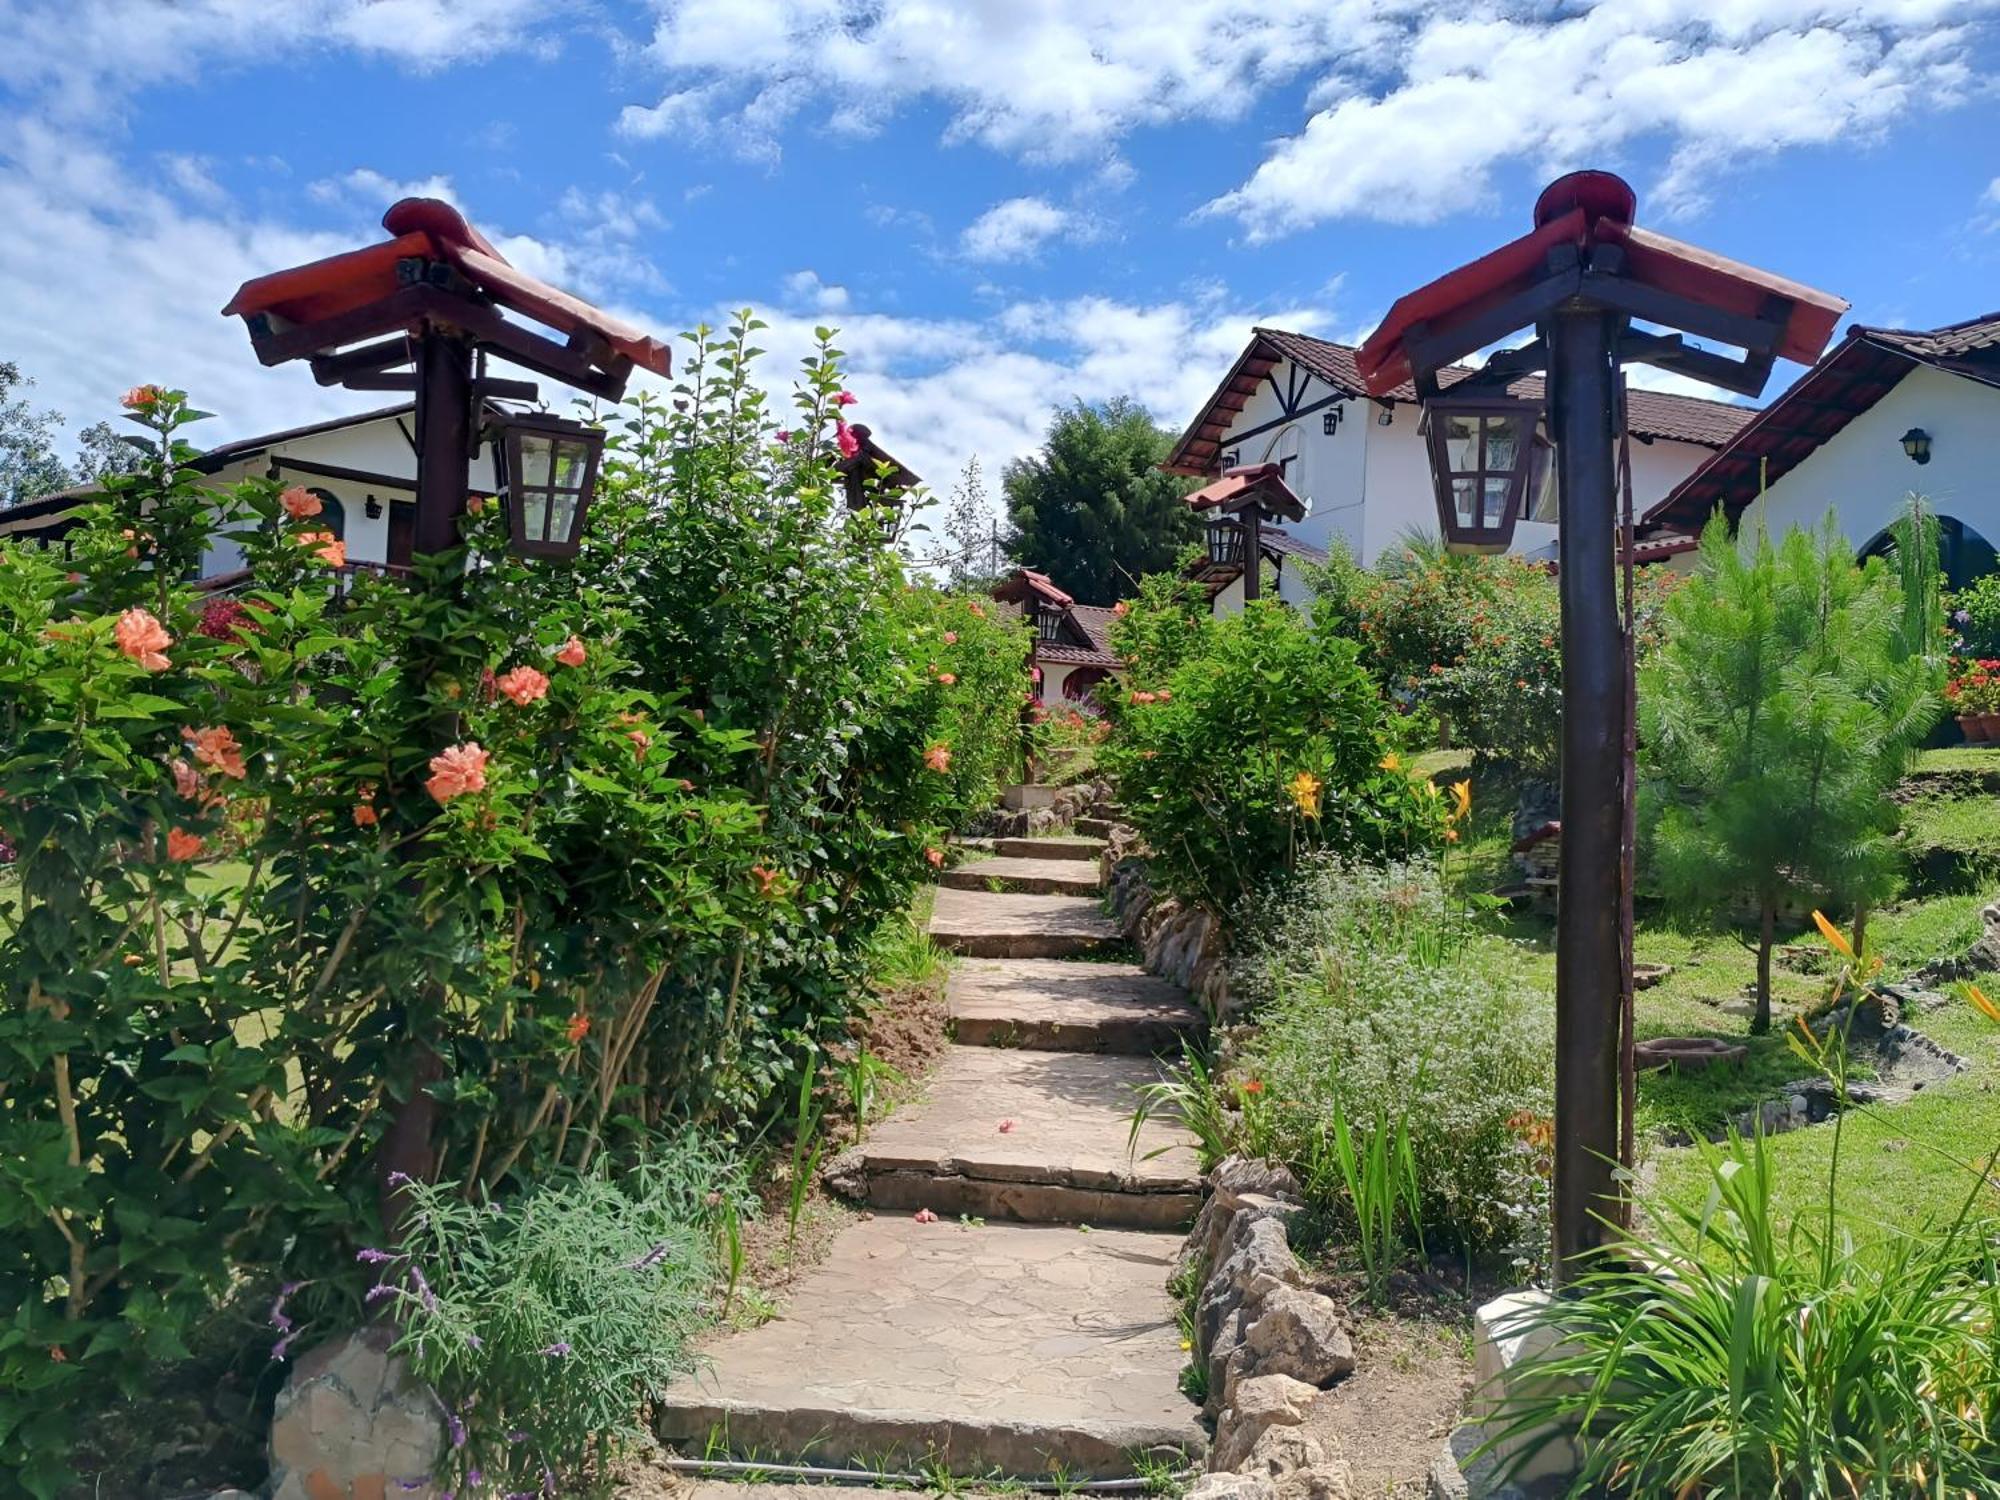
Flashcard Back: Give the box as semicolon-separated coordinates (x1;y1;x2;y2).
221;197;670;400
1185;462;1307;523
992;568;1076;610
1358;172;1846;399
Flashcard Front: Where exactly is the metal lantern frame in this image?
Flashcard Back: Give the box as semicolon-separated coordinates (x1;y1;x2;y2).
490;411;604;560
1420;389;1542;553
1900;426;1932;466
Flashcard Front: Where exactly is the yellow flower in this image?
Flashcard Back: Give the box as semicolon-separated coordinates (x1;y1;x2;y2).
1967;983;2000;1026
1811;909;1854;960
1380;752;1402;772
1449;779;1472;824
1287;770;1323;820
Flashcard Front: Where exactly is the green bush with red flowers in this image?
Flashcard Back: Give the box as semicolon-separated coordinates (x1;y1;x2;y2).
0;323;1022;1495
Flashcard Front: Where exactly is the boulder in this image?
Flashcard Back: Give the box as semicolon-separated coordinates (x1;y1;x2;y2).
1175;1156;1301;1284
1210;1373;1320;1471
268;1326;446;1500
1187;1474;1279;1500
1238;1423;1353;1500
1222;1283;1355;1404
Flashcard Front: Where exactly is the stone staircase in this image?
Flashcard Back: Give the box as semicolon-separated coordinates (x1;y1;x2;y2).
656;835;1209;1480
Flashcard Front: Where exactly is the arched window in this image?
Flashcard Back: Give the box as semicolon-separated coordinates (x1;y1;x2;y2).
1260;423;1302;480
309;488;347;541
1859;513;1997;593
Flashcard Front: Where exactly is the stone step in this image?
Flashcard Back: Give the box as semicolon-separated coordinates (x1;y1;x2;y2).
1073;816;1118;840
992;835;1105;863
948;958;1201;1054
928;887;1121;959
656;1216;1205;1479
939;856;1102;897
827;1046;1202;1230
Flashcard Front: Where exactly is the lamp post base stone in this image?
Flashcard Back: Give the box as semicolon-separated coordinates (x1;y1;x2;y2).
1431;1289;1586;1497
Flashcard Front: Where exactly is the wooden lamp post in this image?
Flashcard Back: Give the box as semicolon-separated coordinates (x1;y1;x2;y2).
1358;171;1845;1282
222;198;673;1229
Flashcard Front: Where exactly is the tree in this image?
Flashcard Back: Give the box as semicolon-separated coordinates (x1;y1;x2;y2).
1002;397;1199;604
1642;513;1940;1031
926;455;1006;592
0;360;73;506
0;361;142;508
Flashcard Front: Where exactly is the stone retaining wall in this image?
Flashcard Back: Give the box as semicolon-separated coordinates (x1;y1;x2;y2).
1103;840;1234;1020
967;778;1115;838
1176;1158;1358;1500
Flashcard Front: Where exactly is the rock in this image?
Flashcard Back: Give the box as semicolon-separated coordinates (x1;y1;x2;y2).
1187;1474;1279;1500
1239;1423;1353;1500
1198;1213;1303;1410
1222;1284;1356;1403
1210;1373;1319;1471
1176;1158;1302;1283
268;1326;447;1500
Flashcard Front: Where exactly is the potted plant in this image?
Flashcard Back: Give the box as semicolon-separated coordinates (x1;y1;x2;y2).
1950;660;1998;742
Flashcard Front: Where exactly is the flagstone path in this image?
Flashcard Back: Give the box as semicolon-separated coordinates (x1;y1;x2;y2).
656;835;1209;1480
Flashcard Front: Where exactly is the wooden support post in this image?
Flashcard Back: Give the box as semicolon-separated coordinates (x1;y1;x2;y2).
1242;509;1263;602
1545;301;1625;1283
412;330;474;558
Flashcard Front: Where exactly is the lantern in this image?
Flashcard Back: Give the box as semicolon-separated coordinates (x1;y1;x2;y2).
1421;390;1540;553
1900;427;1932;466
490;411;604;560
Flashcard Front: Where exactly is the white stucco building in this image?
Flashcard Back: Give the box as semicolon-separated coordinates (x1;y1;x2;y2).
1166;327;1752;573
1642;314;2000;586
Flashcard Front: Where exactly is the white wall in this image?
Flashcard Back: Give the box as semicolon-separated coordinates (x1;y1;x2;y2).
1737;365;1998;555
1202;354;1724;573
199;412;501;576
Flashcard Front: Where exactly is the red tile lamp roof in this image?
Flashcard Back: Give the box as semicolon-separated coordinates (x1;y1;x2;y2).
222;197;673;378
991;567;1076;610
1185;463;1308;522
1357;171;1845;399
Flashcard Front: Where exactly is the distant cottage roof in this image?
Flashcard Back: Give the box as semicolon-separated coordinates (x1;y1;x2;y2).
1166;327;1755;476
1643;312;2000;534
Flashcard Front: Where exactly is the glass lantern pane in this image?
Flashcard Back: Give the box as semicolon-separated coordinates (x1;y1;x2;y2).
547;490;578;545
519;434;556;490
1482;416;1520;475
520;492;551;542
1452;477;1477;528
549;440;586;490
1483;476;1512;524
1444;414;1479;472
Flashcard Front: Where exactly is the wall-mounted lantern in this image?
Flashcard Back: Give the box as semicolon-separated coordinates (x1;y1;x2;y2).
490;411;604;560
1421;389;1541;553
1901;427;1932;466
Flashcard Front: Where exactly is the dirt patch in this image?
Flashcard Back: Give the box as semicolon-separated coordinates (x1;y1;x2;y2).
1296;1269;1484;1499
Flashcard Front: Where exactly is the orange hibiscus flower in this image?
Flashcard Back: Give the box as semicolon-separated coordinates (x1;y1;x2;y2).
495;665;550;706
113;608;172;671
426;742;491;802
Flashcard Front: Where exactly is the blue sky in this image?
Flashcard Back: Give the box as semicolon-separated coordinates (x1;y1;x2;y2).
2;1;1998;493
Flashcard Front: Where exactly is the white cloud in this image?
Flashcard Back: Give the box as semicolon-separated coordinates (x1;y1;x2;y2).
0;0;561;118
960;197;1072;262
308;168;462;212
608;1;1986;232
782;269;850;311
1202;4;1988;237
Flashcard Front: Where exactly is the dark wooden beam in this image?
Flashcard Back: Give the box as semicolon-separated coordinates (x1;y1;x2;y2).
344;372;420;393
309;335;412;387
270;455;415;492
251;284;439;367
1580;272;1784;357
1402;266;1582;384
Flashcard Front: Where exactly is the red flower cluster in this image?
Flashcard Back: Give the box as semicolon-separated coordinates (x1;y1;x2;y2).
1947;658;2000;715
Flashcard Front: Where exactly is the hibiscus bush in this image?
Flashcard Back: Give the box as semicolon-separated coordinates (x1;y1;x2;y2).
0;322;1023;1494
1100;584;1445;913
1325;541;1677;776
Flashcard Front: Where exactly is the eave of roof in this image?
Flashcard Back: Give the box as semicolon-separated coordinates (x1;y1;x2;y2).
1165;326;1754;477
1643;313;2000;534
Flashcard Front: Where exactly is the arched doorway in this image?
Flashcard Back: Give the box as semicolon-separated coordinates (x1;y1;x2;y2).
1859;513;1997;592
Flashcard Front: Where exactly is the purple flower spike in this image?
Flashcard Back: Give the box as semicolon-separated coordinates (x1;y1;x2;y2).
468;1470;483;1485
626;1241;670;1271
356;1247;398;1264
408;1264;439;1312
387;1170;415;1187
507;1430;529;1444
448;1412;467;1449
467;1332;483;1350
365;1282;398;1304
539;1341;572;1358
271;1332;297;1362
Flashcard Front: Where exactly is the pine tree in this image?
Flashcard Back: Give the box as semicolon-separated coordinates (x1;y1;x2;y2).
929;456;1005;593
1642;512;1940;1032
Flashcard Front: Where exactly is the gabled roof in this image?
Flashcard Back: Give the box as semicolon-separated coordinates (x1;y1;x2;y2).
1643;312;2000;534
1165;327;1754;476
1185;462;1307;522
1069;604;1120;653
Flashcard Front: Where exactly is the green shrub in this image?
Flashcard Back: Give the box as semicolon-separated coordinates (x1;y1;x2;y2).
1486;1126;2000;1496
1948;568;2000;658
376;1136;747;1494
1233;856;1554;1260
1102;596;1444;911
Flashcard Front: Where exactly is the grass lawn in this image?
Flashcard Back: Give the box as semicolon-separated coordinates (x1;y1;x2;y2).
1441;757;2000;1234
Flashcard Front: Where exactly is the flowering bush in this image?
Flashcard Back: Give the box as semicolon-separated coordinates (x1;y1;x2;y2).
1325;542;1677;775
0;325;1023;1494
1101;586;1445;912
1945;657;2000;715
